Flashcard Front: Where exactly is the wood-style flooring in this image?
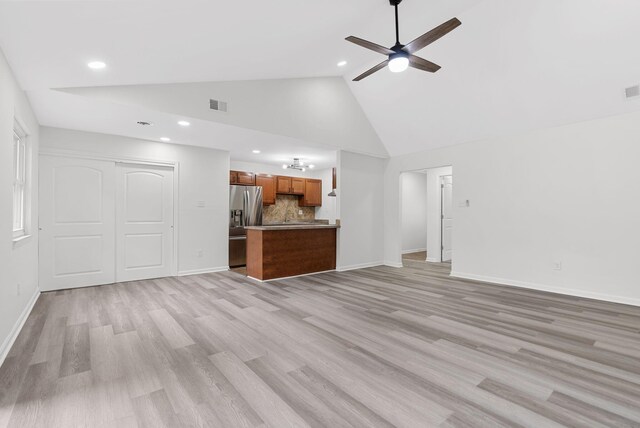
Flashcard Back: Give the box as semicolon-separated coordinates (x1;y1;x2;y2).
402;251;428;262
1;262;640;427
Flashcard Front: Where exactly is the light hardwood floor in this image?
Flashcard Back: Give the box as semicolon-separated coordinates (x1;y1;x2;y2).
1;263;640;427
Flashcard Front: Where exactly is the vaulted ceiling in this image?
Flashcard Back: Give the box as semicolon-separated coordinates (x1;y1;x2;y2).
1;0;639;162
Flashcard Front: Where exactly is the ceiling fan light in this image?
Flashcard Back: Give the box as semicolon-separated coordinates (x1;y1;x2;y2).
388;55;409;73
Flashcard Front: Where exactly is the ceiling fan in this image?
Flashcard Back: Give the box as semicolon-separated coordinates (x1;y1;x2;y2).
346;0;461;81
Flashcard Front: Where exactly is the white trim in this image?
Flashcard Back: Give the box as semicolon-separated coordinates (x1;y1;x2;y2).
384;261;404;268
426;257;440;263
248;269;336;282
338;261;384;272
0;288;40;367
178;266;229;276
402;248;426;255
12;233;32;248
450;271;640;308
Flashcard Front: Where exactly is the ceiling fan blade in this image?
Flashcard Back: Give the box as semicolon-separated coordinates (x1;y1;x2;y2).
409;55;441;73
353;60;389;81
403;17;461;54
346;36;394;55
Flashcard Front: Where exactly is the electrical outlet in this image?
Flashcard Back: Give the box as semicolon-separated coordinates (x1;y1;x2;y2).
552;261;562;271
197;200;205;208
298;209;303;215
196;250;204;258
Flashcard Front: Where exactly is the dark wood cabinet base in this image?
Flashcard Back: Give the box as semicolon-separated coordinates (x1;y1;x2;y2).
246;228;337;280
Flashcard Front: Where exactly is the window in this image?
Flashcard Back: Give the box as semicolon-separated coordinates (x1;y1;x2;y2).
13;123;27;239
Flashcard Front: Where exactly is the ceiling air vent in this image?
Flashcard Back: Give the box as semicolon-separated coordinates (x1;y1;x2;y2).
625;85;640;100
210;99;228;112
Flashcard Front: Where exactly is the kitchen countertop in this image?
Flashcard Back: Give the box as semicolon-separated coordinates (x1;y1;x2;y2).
245;223;340;231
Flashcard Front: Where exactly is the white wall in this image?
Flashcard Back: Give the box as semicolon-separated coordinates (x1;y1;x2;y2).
63;77;389;158
40;127;230;276
384;110;640;306
338;151;385;270
425;166;453;262
230;160;310;178
0;50;40;363
400;172;427;254
311;167;337;224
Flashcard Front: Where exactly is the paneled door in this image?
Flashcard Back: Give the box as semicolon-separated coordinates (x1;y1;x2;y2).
441;175;453;262
116;163;174;282
39;156;116;291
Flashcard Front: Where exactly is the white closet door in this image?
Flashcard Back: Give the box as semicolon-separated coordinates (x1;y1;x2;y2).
116;163;174;282
39;156;116;291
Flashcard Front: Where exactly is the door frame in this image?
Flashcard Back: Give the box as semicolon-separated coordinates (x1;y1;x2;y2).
440;174;453;262
39;149;180;281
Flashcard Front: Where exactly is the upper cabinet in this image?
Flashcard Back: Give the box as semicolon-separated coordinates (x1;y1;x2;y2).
231;169;323;207
276;176;292;194
300;179;322;207
291;178;305;195
276;176;304;195
236;171;255;185
230;170;255;186
256;174;276;205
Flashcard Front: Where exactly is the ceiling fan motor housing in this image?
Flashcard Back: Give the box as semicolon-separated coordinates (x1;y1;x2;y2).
389;0;403;5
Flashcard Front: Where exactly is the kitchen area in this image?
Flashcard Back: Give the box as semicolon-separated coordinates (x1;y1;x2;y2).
229;160;340;280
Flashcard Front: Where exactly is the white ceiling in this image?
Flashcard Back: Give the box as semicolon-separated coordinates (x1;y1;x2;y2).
2;0;640;160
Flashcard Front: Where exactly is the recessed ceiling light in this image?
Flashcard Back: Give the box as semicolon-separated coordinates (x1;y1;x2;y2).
178;120;190;127
282;164;288;169
252;150;261;154
87;61;106;70
309;164;315;169
337;61;348;67
160;137;171;142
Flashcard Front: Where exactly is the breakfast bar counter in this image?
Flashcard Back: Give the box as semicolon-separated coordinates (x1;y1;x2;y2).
245;224;339;281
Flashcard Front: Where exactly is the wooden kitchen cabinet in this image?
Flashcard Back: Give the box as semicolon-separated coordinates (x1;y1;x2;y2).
276;176;291;194
276;176;305;195
236;171;256;185
230;170;255;185
300;178;322;207
256;174;276;205
291;177;305;195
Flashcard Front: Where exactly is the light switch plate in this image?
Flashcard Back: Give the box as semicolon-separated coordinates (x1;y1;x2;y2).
197;201;205;208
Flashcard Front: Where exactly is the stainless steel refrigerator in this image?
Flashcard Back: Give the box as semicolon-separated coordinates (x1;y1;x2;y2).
229;185;263;267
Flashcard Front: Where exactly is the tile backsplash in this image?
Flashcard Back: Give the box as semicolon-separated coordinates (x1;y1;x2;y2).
263;195;315;224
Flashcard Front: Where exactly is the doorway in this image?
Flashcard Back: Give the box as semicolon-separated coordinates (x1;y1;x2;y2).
39;155;176;291
399;166;452;267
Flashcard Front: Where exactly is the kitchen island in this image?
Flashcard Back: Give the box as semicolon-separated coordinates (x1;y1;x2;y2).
245;224;339;281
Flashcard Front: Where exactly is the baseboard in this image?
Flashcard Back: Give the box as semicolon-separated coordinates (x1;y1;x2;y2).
384;261;404;268
178;266;229;276
426;257;440;263
402;248;426;255
338;261;384;272
450;271;640;308
0;288;40;367
249;269;337;283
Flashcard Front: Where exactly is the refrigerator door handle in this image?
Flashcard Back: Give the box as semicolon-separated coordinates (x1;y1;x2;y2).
243;190;251;226
229;236;247;241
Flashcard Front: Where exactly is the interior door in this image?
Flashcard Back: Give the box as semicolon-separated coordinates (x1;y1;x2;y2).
441;175;453;262
39;156;116;291
116;163;174;282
